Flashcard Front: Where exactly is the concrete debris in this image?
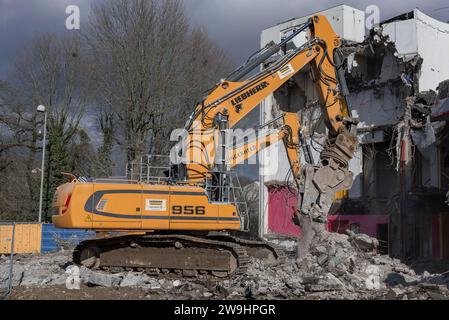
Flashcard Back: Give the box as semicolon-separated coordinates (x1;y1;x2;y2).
242;181;260;238
437;79;449;99
346;230;379;252
87;272;121;288
238;230;449;300
119;272;150;288
1;237;449;300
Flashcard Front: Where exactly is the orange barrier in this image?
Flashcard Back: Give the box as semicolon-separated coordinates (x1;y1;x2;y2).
0;223;42;254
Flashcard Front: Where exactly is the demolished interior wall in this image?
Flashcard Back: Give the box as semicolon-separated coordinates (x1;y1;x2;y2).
258;7;449;259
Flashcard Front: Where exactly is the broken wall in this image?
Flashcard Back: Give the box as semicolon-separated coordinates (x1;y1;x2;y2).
258;6;449;260
382;10;449;92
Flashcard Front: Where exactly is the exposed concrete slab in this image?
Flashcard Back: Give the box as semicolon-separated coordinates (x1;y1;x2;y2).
382;10;449;92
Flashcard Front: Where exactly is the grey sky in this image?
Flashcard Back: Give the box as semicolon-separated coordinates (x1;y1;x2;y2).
1;0;449;178
1;0;449;77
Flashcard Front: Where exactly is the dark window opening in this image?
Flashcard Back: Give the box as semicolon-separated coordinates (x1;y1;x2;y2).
377;223;389;255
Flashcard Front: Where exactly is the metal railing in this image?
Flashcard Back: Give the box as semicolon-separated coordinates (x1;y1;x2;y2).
92;178;139;184
126;155;172;184
205;173;250;231
0;222;16;299
125;155;250;231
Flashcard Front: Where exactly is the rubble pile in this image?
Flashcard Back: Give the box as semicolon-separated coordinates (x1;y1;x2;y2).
238;231;449;300
1;232;449;300
0;251;71;289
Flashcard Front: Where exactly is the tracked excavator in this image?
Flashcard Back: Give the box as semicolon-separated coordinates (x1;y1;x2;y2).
52;15;358;277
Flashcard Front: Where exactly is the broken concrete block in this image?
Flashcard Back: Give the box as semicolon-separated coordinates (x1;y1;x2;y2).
120;272;147;287
0;267;23;288
427;291;448;300
284;278;302;290
437;79;449;99
87;271;121;287
173;280;182;287
313;245;328;254
385;287;405;300
419;283;446;292
422;270;431;279
19;268;48;287
317;254;328;266
51;274;69;286
215;284;229;296
78;266;92;282
227;291;240;299
305;283;340;292
304;273;344;292
182;269;197;277
365;265;381;290
393;265;412;274
346;230;379;252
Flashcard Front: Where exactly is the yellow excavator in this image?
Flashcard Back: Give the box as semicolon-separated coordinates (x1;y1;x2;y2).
52;15;358;277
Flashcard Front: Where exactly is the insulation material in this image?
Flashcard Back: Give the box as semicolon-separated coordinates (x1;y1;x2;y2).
348;147;363;199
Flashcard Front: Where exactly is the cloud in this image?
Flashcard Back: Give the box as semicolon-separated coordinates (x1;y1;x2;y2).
0;0;91;75
183;0;449;64
1;0;449;75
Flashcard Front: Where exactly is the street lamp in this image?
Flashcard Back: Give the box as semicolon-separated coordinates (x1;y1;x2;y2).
37;105;47;223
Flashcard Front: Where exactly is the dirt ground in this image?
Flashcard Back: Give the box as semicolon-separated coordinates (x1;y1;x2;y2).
7;285;150;300
2;233;449;301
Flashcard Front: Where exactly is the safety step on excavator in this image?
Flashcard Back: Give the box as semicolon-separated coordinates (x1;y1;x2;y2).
52;15;358;278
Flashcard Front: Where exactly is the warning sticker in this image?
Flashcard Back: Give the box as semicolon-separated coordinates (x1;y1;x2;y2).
277;63;295;79
145;199;167;211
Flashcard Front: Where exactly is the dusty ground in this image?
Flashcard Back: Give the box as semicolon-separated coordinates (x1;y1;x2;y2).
7;285;150;300
1;232;449;300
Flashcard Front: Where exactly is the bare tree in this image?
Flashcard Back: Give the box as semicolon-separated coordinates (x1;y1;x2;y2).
85;0;233;163
0;33;93;220
0;0;233;220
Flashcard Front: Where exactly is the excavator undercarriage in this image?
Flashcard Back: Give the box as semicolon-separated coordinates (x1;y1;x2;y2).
74;233;285;278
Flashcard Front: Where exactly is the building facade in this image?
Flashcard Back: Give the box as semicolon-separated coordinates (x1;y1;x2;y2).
257;6;449;259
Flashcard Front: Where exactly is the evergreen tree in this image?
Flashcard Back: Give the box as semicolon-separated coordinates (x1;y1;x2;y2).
70;129;95;177
93;112;114;178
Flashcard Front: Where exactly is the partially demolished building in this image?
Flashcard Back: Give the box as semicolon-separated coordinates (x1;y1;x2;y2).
257;5;449;260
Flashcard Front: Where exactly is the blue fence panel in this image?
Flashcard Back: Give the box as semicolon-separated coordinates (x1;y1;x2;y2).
41;224;95;253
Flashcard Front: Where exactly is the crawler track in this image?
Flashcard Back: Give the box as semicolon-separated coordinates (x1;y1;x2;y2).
205;233;287;265
73;233;284;278
74;234;251;278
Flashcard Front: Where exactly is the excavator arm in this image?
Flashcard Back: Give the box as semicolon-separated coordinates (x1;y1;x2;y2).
179;15;358;224
227;112;302;179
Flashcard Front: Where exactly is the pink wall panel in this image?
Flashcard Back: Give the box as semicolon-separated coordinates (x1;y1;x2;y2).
267;187;389;240
327;214;389;238
268;188;301;237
